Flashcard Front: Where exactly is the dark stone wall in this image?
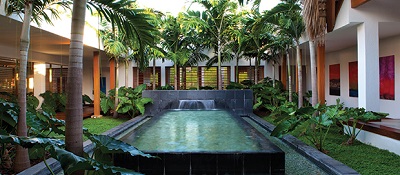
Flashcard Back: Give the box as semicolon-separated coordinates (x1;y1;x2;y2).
142;90;253;116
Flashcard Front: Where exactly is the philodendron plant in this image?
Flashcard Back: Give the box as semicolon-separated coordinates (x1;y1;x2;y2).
0;132;154;175
338;107;388;145
116;84;153;117
271;99;344;153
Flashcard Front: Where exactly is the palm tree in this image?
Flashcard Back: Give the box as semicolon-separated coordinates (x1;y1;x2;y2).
180;11;211;89
303;0;327;106
255;0;304;106
193;0;238;90
100;29;127;118
66;0;156;159
225;10;252;83
65;0;86;160
161;14;192;90
3;0;70;172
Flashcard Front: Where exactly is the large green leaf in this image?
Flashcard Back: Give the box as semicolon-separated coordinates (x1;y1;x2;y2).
49;146;95;175
0;135;65;148
135;97;153;115
26;111;48;133
87;134;153;158
133;84;147;94
270;120;291;138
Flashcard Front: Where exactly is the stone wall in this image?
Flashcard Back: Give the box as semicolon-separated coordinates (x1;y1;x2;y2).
142;90;253;116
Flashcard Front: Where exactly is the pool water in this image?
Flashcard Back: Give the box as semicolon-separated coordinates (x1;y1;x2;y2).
121;110;265;152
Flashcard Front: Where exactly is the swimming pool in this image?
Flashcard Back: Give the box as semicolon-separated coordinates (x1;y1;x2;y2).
115;109;285;174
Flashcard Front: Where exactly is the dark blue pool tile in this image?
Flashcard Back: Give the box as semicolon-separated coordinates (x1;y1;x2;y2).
234;90;245;99
191;153;217;174
164;153;190;174
225;91;235;99
244;90;253;99
178;91;188;99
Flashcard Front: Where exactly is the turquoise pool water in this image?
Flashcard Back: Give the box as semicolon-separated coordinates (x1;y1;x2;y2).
121;110;267;152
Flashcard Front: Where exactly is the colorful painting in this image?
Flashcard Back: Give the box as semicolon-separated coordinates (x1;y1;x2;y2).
379;55;395;100
349;61;358;97
329;64;340;96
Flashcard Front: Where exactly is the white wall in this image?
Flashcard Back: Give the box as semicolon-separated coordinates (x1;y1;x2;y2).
325;35;400;118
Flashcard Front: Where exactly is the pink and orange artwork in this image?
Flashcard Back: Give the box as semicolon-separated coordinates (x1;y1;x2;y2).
380;55;395;100
348;61;358;97
329;64;340;96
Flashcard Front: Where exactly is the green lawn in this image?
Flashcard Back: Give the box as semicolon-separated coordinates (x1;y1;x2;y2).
262;116;400;175
49;116;130;141
83;116;130;134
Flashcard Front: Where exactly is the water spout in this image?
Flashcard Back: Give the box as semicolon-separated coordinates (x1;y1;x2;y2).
178;100;216;110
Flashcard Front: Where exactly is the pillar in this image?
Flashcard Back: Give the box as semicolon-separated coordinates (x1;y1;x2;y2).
317;45;325;104
109;58;115;90
357;22;379;111
161;65;166;86
93;51;101;117
33;63;46;107
230;65;235;82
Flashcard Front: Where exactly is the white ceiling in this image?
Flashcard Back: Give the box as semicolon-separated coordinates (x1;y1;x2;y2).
0;15;104;64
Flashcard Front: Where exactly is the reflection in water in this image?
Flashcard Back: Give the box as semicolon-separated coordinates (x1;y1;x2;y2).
124;110;262;152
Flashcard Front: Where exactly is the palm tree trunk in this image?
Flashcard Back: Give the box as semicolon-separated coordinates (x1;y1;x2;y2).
66;0;85;158
287;50;292;102
296;43;303;108
174;63;178;90
14;2;32;172
272;60;276;88
153;58;156;90
113;61;119;118
236;54;239;83
217;31;222;90
197;64;200;90
309;40;318;106
125;61;128;87
255;56;259;84
182;66;187;89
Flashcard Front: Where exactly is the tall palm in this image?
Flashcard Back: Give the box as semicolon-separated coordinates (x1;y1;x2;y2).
225;10;252;83
66;0;156;158
193;0;238;90
3;0;70;172
255;0;304;105
303;0;326;106
161;14;191;90
180;11;211;89
100;30;127;118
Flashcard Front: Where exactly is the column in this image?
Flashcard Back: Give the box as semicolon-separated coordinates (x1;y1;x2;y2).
161;65;166;86
230;65;235;82
34;63;46;107
93;51;101;117
109;58;115;90
357;22;379;111
317;45;325;104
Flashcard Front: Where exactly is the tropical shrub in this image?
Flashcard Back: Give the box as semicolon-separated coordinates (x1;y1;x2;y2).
338;107;388;145
82;94;93;105
100;89;115;116
252;78;286;113
0;131;154;175
40;91;67;116
226;81;244;89
156;84;174;90
116;84;153;117
271;100;344;152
